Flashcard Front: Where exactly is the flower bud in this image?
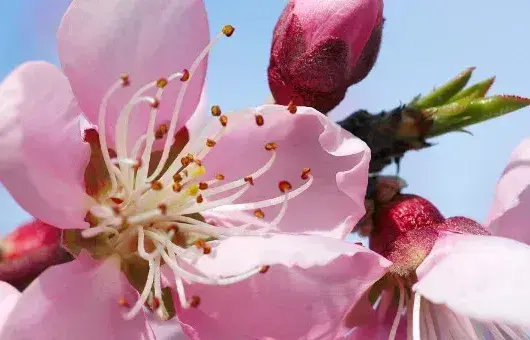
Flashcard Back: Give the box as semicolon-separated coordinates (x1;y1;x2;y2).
0;220;72;290
268;0;384;114
370;194;444;256
369;194;490;276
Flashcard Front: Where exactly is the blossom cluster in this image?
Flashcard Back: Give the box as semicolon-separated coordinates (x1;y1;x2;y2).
0;1;528;339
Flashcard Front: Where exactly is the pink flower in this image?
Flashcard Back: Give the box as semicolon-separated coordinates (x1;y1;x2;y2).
268;0;384;114
344;185;530;339
0;220;71;290
0;0;384;338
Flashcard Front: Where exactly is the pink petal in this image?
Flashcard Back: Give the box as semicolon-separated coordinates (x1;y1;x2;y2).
203;105;370;235
58;0;209;146
0;282;20;332
486;138;530;244
175;234;390;339
415;234;530;328
146;312;187;340
0;62;91;229
0;252;154;340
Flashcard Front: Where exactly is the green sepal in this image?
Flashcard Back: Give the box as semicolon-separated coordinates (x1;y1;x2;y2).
411;67;475;109
427;95;530;137
448;76;495;102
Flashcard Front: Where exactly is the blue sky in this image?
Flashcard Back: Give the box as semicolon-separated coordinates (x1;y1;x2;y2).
1;0;529;233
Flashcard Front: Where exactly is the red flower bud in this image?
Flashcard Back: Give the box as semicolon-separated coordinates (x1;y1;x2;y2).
369;194;490;277
0;220;72;290
268;0;384;114
370;194;444;256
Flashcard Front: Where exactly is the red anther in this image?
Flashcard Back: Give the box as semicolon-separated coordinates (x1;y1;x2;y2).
254;209;265;219
265;142;277;151
278;181;292;193
259;265;270;274
301;168;311;180
255;115;264;126
180;69;190;82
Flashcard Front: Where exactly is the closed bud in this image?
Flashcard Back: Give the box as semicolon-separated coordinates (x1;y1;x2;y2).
268;0;384;114
0;220;72;290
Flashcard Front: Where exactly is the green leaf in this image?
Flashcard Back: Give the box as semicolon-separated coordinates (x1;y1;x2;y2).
428;95;530;137
448;76;495;102
411;67;475;109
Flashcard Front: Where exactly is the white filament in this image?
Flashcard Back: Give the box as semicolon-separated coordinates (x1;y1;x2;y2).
86;29;315;320
388;280;405;340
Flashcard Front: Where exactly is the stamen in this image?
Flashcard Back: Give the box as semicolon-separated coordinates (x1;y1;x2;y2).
216;173;225;181
388;280;405;340
120;74;130;87
152;255;164;312
156;78;168;88
118;298;131;308
180;183;252;215
158;204;167;215
259;265;270;274
206;139;216;147
151;181;164;191
97;78;126;197
194;239;211;254
271;190;288;226
211;175;313;212
154;124;169;140
412;293;422;340
204;150;276;196
124;258;156;320
188;296;201;308
199;182;209;190
152;297;161;310
265;142;277;151
180;69;190;82
254;209;265;219
287;101;297;114
219;115;228;127
150;98;160;109
81;225;119;238
222;24;235;37
301;168;311;180
278;181;292;193
137;227;160;261
255;115;264;126
111;197;124;205
147;29;229;182
211;105;222;116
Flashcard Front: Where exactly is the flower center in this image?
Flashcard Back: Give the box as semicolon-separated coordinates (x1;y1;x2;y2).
75;26;313;320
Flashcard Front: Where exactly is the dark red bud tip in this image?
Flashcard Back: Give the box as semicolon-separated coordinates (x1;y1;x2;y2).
0;220;72;290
